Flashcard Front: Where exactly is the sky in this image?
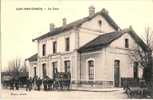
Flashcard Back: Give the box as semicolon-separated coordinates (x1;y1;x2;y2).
1;0;153;71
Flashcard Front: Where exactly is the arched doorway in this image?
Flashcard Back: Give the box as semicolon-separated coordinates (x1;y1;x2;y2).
114;60;120;87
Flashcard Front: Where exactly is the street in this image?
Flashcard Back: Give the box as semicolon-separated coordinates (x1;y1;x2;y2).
1;89;128;100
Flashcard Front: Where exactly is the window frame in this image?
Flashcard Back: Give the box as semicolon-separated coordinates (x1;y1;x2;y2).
42;63;47;78
52;61;58;74
65;37;70;51
114;60;120;67
42;44;46;56
98;20;102;26
64;60;71;73
125;38;129;48
86;58;95;81
34;67;37;77
53;41;57;54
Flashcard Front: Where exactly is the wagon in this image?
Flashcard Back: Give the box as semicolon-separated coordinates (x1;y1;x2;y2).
52;72;71;90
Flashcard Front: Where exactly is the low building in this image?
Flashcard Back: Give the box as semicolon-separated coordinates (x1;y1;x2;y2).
26;53;38;77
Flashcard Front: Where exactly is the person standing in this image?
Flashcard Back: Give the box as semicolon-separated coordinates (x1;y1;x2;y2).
36;77;42;91
43;76;47;91
26;77;30;91
67;72;71;90
10;78;15;90
29;77;33;91
15;78;19;90
33;76;38;90
47;78;53;91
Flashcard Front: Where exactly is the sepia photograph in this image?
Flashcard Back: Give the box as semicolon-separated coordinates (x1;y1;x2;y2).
1;0;153;99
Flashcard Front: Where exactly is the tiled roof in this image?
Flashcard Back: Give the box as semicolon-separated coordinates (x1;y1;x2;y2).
26;53;38;62
78;31;123;53
78;27;148;53
33;8;120;41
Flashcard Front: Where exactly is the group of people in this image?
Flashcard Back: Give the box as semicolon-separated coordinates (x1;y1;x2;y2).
9;76;49;91
9;72;71;91
10;78;20;90
9;77;33;91
32;76;53;91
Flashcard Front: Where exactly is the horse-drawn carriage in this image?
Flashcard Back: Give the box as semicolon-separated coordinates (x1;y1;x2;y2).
42;72;71;91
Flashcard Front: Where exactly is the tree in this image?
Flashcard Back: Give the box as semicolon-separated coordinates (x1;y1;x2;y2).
129;26;153;91
142;27;153;89
7;58;28;79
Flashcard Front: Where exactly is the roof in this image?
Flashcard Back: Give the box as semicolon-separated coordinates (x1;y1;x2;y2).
78;27;148;53
26;53;38;62
33;8;120;41
127;26;149;51
78;31;123;53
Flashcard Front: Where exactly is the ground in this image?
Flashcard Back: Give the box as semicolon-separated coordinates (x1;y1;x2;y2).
1;88;128;100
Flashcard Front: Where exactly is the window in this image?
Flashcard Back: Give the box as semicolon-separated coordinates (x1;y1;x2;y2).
98;20;102;26
34;67;37;77
114;60;120;67
42;63;47;78
52;62;58;74
133;62;138;79
64;60;70;73
65;37;70;51
125;38;129;48
53;41;57;53
42;44;46;56
88;60;94;80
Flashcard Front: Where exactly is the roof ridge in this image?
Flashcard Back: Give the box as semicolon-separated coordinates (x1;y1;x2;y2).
33;8;120;41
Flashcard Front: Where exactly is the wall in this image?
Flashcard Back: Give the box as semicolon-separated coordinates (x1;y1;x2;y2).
36;29;78;79
80;32;143;86
28;61;37;78
38;29;76;57
110;32;137;49
81;15;115;33
34;13;117;81
80;51;104;81
36;51;79;81
79;15;116;47
108;32;143;78
38;14;116;57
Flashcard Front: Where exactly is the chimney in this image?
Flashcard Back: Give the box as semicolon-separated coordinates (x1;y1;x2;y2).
89;6;95;16
101;8;109;14
50;23;55;31
63;18;67;26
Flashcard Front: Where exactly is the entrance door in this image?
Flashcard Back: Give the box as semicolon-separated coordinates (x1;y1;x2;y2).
133;62;138;80
114;60;120;87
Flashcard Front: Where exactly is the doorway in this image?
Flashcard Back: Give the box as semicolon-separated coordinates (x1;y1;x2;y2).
114;60;120;87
